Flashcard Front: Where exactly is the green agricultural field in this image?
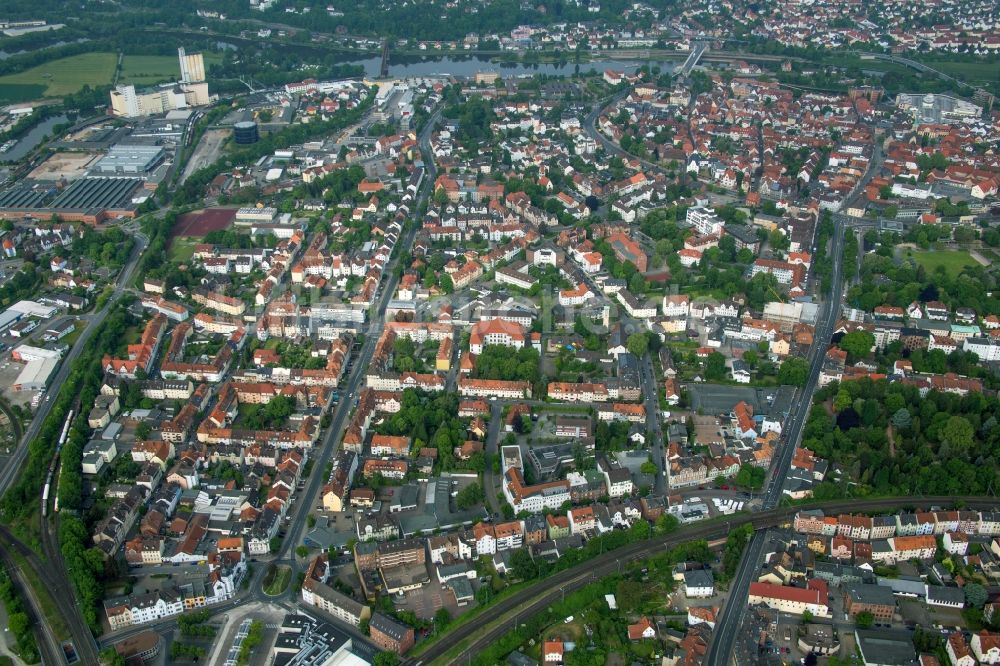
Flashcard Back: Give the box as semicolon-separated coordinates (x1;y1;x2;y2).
906;249;979;273
919;58;1000;86
0;52;117;100
119;52;223;87
0;82;47;105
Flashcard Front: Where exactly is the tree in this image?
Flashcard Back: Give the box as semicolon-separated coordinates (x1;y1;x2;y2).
839;330;875;360
433;608;452;634
777;357;809;386
374;652;399;666
439;274;454;294
705;352;727;381
940;415;974;453
455;482;485;509
891;408;912;429
734;464;765;490
965;582;988;609
801;610;814;624
510;548;538;580
629;519;650;541
295;545;309;558
855;610;873;628
616;580;647;611
640;461;658;475
475;584;493;605
626;332;649;357
655;513;679;535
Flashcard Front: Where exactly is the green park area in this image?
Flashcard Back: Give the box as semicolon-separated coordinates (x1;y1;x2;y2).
0;52;117;103
263;564;291;596
906;249;979;273
119;52;222;87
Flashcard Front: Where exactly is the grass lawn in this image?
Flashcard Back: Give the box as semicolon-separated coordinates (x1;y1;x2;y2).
918;57;1000;85
61;321;87;347
906;249;979;273
263;565;291;596
119;53;222;87
168;237;198;263
0;52;117;101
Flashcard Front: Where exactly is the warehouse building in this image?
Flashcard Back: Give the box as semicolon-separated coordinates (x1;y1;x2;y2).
93;145;166;176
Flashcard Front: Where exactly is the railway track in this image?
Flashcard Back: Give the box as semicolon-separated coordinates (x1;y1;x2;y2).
0;523;99;665
0;538;63;666
409;495;1000;665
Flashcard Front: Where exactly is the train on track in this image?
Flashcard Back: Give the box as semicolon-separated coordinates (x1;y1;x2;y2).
41;409;73;518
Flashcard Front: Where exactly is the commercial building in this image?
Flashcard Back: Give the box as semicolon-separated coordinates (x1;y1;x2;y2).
110;46;210;118
178;47;206;84
271;613;372;665
110;82;210;119
896;93;983;125
843;583;896;623
0;178;143;224
747;581;830;617
93;145;166;176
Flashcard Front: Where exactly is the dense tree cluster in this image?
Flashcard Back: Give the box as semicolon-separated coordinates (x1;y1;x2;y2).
0;264;41;308
847;231;1000;316
375;390;466;471
71;227;134;267
0;571;39;663
804;378;1000;498
239;395;295;430
443;96;496;146
473;345;540;383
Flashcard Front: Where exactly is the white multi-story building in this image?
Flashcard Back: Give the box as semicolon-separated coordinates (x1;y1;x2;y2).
686;206;725;236
964;337;1000;362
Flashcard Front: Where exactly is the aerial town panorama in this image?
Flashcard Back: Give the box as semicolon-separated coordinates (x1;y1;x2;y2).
0;0;996;665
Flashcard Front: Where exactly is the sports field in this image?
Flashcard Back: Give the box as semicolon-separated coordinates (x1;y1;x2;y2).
906;249;979;273
0;52;117;103
172;208;237;237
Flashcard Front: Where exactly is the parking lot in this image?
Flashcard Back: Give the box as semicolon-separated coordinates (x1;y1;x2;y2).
394;577;462;621
685;384;796;417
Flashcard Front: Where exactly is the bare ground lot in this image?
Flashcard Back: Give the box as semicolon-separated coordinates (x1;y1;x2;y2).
28;151;100;181
182;128;229;184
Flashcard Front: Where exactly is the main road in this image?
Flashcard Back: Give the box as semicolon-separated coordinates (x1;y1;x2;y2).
261;107;442;591
705;217;848;666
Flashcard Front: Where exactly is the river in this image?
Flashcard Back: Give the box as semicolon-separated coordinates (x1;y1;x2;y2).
350;54;676;78
0;114;68;162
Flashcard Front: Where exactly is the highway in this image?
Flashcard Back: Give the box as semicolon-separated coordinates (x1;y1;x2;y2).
414;495;1000;665
705;214;852;665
